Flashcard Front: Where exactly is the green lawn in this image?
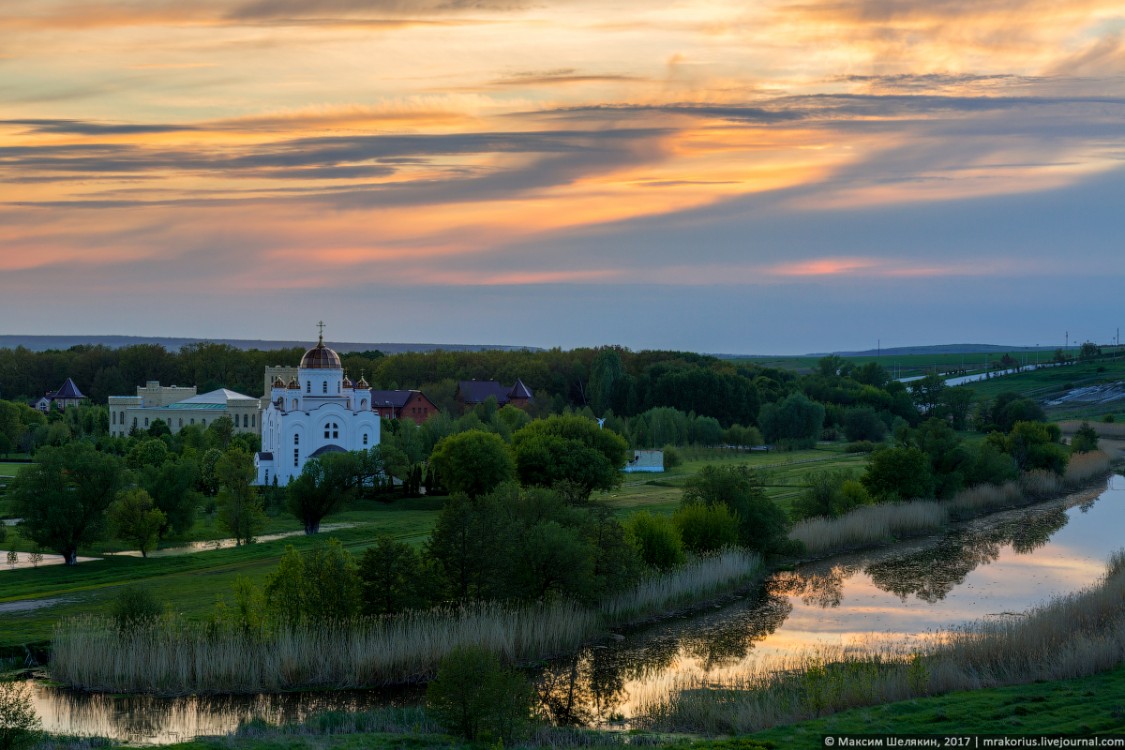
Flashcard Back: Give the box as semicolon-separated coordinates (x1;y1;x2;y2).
747;665;1125;747
727;349;1052;379
0;498;444;646
608;446;867;516
961;359;1125;422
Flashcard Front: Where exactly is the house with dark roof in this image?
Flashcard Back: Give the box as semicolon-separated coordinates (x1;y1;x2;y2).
455;379;533;410
370;390;440;425
34;378;86;412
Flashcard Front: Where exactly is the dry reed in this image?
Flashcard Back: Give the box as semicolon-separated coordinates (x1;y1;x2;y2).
794;451;1111;558
52;602;596;694
600;549;764;625
1064;450;1111;485
642;550;1125;734
51;552;764;695
789;501;947;557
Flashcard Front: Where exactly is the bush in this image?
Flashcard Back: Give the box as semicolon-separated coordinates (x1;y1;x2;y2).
683;465;792;555
0;680;42;750
844;407;887;442
662;445;682;471
673;502;738;554
1103;414;1116;424
625;512;685;571
110;586;162;630
845;441;877;453
1070;422;1099;454
425;645;532;741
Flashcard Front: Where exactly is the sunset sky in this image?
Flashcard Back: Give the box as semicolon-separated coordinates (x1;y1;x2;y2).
2;0;1124;353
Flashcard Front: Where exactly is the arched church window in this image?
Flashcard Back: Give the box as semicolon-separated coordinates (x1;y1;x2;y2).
294;448;299;467
306;381;311;394
322;381;328;394
363;433;369;446
360;399;367;409
294;434;299;445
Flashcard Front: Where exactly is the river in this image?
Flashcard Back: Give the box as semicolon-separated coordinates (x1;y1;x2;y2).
26;476;1124;743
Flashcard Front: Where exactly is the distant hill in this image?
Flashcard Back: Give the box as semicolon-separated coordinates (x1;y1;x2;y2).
808;344;1048;357
0;335;541;354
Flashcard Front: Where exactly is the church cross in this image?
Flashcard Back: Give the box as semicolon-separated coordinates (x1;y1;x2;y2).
317;320;325;344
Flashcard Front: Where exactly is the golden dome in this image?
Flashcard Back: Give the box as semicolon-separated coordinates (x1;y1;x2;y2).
299;340;342;370
342;372;354;389
355;377;370;389
287;377;301;390
272;376;286;388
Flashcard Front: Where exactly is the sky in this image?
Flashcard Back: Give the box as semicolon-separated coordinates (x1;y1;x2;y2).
2;0;1124;354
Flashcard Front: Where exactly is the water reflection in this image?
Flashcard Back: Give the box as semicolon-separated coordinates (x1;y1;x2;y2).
537;589;792;725
864;506;1069;603
30;683;417;744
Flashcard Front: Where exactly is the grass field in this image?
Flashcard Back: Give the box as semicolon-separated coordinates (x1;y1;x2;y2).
0;498;444;647
961;358;1125;421
727;349;1055;379
748;664;1125;747
609;446;867;516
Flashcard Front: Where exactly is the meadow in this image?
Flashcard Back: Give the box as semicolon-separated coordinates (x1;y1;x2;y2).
962;357;1125;421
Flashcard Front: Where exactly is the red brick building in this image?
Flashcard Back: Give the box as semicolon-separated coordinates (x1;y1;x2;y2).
370;390;440;425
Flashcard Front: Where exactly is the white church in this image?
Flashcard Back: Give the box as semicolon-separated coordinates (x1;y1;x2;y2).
255;328;381;486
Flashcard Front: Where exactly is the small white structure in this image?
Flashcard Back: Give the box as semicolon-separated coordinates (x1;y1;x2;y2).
255;328;380;486
624;450;664;473
109;382;260;437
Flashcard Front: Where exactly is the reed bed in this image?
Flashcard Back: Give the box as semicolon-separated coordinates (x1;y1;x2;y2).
641;550;1125;734
1064;449;1111;485
792;451;1112;558
52;602;596;694
600;549;764;625
789;501;947;557
51;552;764;695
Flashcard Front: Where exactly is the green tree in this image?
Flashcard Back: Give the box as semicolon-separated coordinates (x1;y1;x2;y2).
511;415;627;498
109;488;167;557
843;407;886;443
9;442;124;565
264;540;362;625
909;373;945;413
215;448;264;545
681;465;791;554
426;646;533;742
426;493;503;601
0;679;42;750
286;451;365;534
1071;422;1099;454
862;446;935;501
758;393;825;448
302;538;362;621
126;437;170;470
137;458;200;537
625;512;684;570
1004;421;1069;475
673;502;739;553
207;415;235;449
430;430;515;499
359;534;429;616
793;469;856;520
